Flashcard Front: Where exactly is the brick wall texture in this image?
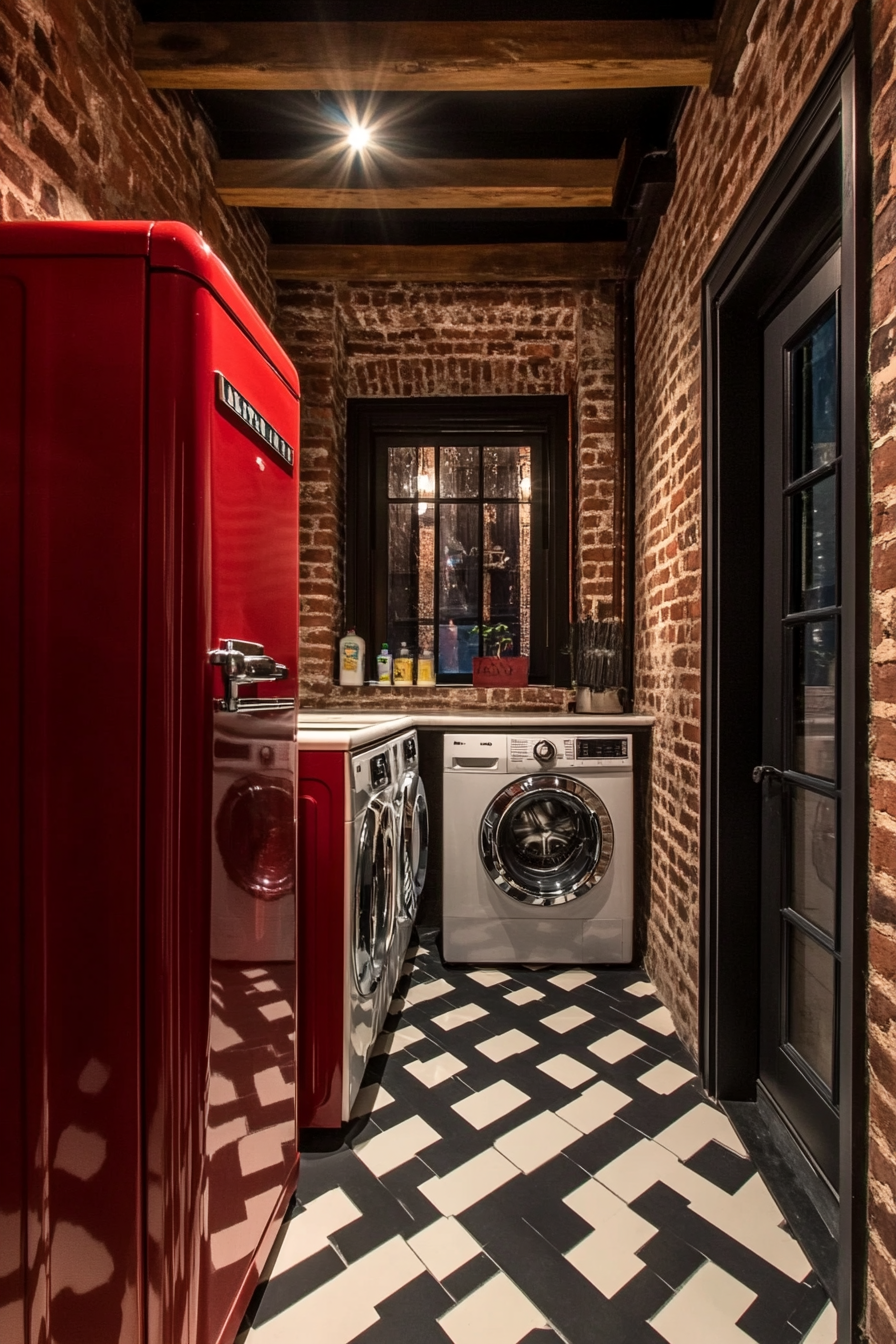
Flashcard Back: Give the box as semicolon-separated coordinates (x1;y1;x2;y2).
867;0;896;1336
0;0;274;319
634;0;853;1043
275;279;620;710
633;0;895;1336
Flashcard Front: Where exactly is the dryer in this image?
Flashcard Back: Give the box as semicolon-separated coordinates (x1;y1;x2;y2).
442;731;633;964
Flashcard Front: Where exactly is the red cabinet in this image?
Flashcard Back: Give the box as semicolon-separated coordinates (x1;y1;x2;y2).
0;222;300;1344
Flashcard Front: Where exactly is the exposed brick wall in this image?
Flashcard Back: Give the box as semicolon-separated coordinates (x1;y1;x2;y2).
867;0;896;1336
0;0;274;320
576;286;620;614
633;0;853;1048
636;0;896;1335
277;282;349;707
275;279;620;710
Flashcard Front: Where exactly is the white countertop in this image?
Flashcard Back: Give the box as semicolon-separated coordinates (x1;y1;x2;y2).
408;713;655;729
296;714;414;750
296;711;654;750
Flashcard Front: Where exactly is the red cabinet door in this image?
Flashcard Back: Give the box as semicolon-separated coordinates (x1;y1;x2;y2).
143;264;299;1344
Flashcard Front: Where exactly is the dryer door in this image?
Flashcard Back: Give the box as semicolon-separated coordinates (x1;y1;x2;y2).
397;774;429;922
353;795;395;996
480;775;614;906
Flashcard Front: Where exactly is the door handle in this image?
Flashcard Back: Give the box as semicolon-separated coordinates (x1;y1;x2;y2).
752;763;784;784
209;638;290;712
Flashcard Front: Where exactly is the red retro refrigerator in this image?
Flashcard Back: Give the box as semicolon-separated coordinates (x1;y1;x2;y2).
0;222;300;1344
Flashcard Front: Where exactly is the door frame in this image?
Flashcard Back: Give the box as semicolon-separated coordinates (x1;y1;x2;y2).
700;28;869;1340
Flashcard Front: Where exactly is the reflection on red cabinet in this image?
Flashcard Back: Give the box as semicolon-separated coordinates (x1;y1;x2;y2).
0;223;300;1344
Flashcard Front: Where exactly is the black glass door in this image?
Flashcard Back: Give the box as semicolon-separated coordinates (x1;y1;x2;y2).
759;251;841;1189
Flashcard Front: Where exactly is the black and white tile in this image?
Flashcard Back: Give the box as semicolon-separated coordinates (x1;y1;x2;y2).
238;935;836;1344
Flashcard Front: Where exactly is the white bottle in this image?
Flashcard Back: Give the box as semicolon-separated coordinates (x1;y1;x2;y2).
376;643;393;683
338;628;365;685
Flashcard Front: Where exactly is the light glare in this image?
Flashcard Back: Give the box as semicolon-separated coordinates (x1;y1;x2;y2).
347;124;371;152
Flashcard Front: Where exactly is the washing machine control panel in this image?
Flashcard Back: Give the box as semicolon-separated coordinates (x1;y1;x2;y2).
505;734;633;771
444;733;633;772
576;737;628;759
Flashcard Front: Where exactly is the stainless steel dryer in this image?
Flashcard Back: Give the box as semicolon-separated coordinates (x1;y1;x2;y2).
442;732;634;963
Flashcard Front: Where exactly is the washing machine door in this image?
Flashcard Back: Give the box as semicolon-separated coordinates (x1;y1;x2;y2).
353;794;395;996
397;773;429;922
480;774;614;906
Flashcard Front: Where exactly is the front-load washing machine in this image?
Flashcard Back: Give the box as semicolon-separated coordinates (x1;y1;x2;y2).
442;731;633;964
382;729;428;1012
297;716;414;1126
211;711;297;965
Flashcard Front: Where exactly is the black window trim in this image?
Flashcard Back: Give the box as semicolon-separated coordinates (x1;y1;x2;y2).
345;395;571;687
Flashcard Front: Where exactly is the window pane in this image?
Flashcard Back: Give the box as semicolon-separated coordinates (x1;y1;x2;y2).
791;305;837;479
787;925;835;1091
440;446;479;498
482;501;531;657
483;445;531;499
416;446;436;504
417;503;435;629
792;473;836;611
439;503;479;620
388;504;418;651
388;446;417;499
388;445;435;501
792;619;836;778
789;786;836;937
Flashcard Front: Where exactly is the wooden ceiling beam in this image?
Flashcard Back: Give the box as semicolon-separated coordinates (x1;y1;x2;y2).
266;241;626;282
134;20;715;91
216;157;618;210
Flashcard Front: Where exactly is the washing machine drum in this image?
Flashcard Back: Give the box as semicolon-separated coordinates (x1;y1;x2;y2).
480;775;614;906
353;796;395;997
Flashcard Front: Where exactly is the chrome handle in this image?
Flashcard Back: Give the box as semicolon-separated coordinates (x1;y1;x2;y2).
752;763;784;784
209;638;289;712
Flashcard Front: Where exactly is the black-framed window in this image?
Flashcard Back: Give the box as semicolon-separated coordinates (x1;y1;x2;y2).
345;397;571;686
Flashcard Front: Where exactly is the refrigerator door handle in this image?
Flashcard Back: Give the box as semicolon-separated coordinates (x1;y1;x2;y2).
209;638;290;712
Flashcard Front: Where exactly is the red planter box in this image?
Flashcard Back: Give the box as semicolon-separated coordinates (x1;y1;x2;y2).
472;655;529;687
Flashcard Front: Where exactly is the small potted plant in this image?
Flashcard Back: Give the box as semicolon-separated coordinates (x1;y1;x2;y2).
471;622;529;687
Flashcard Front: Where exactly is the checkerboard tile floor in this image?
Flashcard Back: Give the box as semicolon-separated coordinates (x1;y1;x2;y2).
238;934;836;1344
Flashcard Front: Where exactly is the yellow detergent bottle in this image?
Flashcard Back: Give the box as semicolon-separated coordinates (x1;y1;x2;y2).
393;642;414;684
417;649;435;684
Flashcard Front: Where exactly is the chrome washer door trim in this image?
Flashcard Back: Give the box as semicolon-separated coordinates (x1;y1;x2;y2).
396;773;429;921
353;795;394;997
479;774;614;906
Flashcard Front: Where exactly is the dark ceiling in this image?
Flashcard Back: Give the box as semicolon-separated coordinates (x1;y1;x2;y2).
134;3;718;253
